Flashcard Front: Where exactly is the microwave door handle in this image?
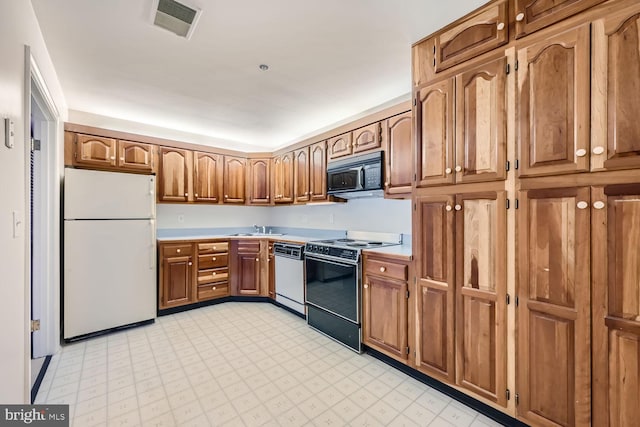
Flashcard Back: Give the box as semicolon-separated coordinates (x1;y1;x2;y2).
359;167;365;190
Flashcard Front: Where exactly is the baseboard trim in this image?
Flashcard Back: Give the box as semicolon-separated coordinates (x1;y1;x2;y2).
31;355;52;404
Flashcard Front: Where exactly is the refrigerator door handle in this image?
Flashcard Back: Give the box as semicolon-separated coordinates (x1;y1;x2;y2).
149;220;155;269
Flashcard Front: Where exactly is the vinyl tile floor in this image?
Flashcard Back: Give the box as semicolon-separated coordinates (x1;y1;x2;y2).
35;302;505;427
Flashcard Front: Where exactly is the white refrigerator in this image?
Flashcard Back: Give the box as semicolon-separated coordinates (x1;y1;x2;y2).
63;167;156;340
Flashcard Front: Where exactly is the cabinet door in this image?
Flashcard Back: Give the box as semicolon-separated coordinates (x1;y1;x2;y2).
435;0;509;72
363;274;408;360
517;24;591;177
73;134;117;168
352;123;381;154
591;5;640;172
159;147;189;202
193;152;222;203
517;187;591;427
273;152;294;203
309;141;327;201
455;56;507;183
230;240;261;296
161;255;193;309
294;147;310;203
248;158;270;205
455;192;507;406
117;140;153;172
591;184;640;427
415;79;455;187
223;156;246;204
384;112;412;196
414;195;455;382
327;133;352;160
268;243;275;299
514;0;606;38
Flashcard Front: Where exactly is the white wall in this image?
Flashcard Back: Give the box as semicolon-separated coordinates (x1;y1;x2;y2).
0;1;67;403
157;204;271;229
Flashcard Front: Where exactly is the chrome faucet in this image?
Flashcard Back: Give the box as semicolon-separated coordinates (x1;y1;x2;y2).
253;224;267;234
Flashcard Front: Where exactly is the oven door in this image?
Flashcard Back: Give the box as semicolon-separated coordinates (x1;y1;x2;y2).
305;254;359;323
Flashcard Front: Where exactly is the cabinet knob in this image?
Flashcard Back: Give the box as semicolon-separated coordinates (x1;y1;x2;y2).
577;201;589;209
224;195;228;198
379;266;386;273
310;192;314;195
188;262;192;266
110;156;116;160
120;157;125;161
384;182;389;187
212;272;216;275
454;204;462;211
195;193;198;198
593;201;605;209
213;257;216;261
445;168;452;174
516;12;525;21
497;22;505;31
184;193;188;197
256;258;259;262
177;249;181;253
212;286;216;290
364;283;369;289
455;165;462;172
266;195;270;199
592;146;605;155
445;205;452;212
576;149;587;157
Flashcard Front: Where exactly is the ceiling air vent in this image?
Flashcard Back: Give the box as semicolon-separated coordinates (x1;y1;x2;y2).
152;0;202;39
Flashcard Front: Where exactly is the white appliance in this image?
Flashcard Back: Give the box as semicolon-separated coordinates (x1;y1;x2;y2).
274;242;305;315
63;168;156;340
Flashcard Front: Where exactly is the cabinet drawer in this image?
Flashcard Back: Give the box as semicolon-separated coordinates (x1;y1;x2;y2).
198;253;228;269
197;282;229;300
365;258;408;281
198;242;229;254
198;268;228;284
161;244;193;257
237;240;260;252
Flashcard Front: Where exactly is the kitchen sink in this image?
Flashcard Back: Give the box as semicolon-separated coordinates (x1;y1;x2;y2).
227;232;285;237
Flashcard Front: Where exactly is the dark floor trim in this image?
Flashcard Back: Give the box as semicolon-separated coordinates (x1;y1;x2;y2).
269;300;306;320
63;319;155;343
31;355;52;404
364;346;530;427
158;296;271;316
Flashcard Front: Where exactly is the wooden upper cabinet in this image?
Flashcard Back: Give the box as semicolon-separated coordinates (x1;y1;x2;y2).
294;147;310;203
159;147;189;202
414;195;455;383
591;184;640;427
514;0;606;38
517;24;591;177
455;55;507;183
248;158;270;205
384;112;412;196
273;152;294;203
415;78;455;187
309;141;327;201
591;3;640;172
434;0;509;72
455;192;507;406
327;133;352;160
223;156;246;204
73;134;117;168
517;187;591;427
117;140;153;172
193;152;222;203
352;123;382;154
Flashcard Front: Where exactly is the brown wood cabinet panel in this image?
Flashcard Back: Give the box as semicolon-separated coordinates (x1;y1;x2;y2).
159;242;195;310
517;187;591;426
328;133;352;160
415;79;455;187
362;274;408;360
197;268;228;285
198;242;228;254
365;258;408;282
455;192;507;405
273;152;294;203
309;141;327;201
159;147;189;202
223;156;246;204
268;242;275;299
230;240;261;296
198;253;228;269
193;152;222;203
592;4;640;172
435;0;509;72
514;0;606;38
248;158;270;205
197;282;229;301
73;134;117;168
294;147;310;203
384;112;412;196
591;184;640;427
414;195;455;382
516;24;591;177
455;56;507;183
117;140;153;171
352;123;381;154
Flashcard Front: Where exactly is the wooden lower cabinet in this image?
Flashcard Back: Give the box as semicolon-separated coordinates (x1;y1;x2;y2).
159;243;195;309
362;254;410;362
230;239;268;296
196;241;230;301
267;242;275;299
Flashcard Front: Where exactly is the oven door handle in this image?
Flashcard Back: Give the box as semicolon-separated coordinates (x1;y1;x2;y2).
305;253;359;266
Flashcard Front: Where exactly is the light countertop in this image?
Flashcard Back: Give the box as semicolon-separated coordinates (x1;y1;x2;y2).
363;243;413;260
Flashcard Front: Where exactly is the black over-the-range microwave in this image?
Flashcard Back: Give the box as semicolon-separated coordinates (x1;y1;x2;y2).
326;151;383;199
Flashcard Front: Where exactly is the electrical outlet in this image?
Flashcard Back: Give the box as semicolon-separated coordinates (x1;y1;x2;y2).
177;214;184;223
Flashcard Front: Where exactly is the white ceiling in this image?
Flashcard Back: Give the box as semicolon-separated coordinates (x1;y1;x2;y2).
31;0;485;150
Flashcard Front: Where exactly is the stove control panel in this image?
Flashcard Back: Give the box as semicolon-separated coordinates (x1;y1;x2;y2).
305;243;359;261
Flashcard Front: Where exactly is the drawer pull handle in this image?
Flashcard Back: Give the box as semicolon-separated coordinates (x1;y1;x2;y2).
516;12;524;21
379;267;386;273
593;201;605;209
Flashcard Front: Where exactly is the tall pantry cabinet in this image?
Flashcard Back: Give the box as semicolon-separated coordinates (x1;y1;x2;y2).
412;0;640;425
